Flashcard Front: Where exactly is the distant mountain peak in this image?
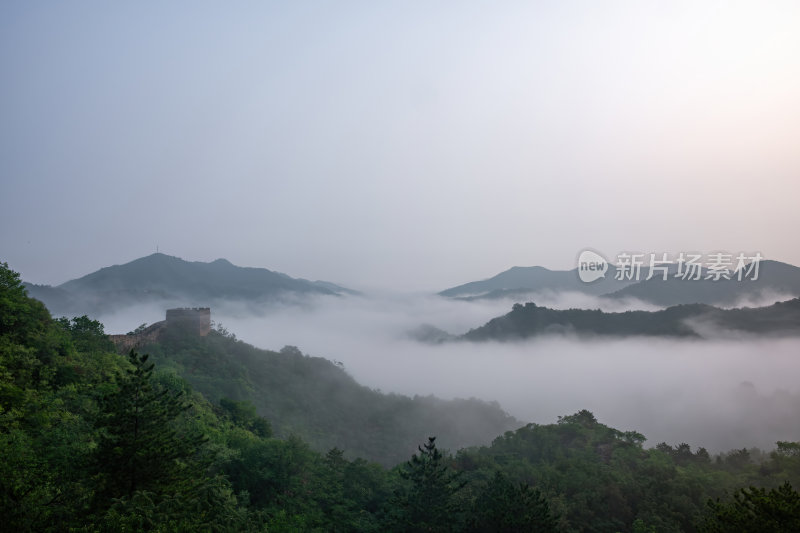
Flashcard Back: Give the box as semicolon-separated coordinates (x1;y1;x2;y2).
143;252;174;260
508;265;549;272
440;259;800;306
439;264;635;298
30;254;354;317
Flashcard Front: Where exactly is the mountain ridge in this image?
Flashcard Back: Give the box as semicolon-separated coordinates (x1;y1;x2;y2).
26;253;355;317
440;259;800;307
459;297;800;341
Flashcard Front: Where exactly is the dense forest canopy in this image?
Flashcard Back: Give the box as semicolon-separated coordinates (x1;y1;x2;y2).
2;261;800;531
462;299;800;341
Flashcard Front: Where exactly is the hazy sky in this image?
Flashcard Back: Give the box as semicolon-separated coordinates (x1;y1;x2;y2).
2;1;799;291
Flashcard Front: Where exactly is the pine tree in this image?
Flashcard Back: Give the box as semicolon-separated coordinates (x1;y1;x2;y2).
468;471;558;532
700;481;800;532
389;436;466;532
92;349;207;509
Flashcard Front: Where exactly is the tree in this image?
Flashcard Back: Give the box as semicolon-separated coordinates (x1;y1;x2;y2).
219;397;272;438
0;262;62;390
468;471;557;532
388;436;466;532
0;261;32;337
776;441;800;458
699;482;800;532
56;315;114;354
92;349;207;509
127;323;149;336
557;409;597;428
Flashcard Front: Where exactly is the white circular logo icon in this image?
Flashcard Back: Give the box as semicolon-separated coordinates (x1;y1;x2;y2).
577;250;608;283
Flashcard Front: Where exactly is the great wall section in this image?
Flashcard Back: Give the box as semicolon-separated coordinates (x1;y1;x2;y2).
108;307;211;350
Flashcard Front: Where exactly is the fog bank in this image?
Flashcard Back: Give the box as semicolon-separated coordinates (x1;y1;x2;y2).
100;292;800;452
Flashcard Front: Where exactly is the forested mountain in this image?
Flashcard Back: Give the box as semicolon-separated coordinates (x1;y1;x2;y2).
440;260;800;307
4;260;800;532
24;253;355;316
438;265;638;298
137;325;519;466
461;298;800;341
604;259;800;306
456;410;800;532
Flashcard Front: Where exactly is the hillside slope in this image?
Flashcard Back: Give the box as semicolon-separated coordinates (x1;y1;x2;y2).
136;323;520;466
439;265;637;298
603;259;800;306
461;298;800;341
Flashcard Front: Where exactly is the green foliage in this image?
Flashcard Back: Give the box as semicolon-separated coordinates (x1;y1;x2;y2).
56;315;115;354
776;441;800;457
92;349;209;506
97;476;250;532
557;409;598;427
464;299;800;340
142;327;519;466
127;323;149;335
450;410;800;532
219;397;272;438
388;436;467;532
0;261;43;338
0;262;254;530
5;260;800;532
0;262;103;529
468;471;558;532
699;482;800;532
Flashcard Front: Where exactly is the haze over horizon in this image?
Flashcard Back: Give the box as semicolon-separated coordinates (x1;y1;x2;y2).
5;4;800;529
3;1;800;291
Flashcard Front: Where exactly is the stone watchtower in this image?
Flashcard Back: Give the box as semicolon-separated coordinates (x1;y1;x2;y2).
165;307;211;336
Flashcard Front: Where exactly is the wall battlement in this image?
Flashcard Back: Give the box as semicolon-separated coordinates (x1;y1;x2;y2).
166;307;211;336
109;307;211;351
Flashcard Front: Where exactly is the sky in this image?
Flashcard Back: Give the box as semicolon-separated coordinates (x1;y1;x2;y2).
2;1;800;291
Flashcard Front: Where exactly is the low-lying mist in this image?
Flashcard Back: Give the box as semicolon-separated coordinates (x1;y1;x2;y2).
98;292;800;453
